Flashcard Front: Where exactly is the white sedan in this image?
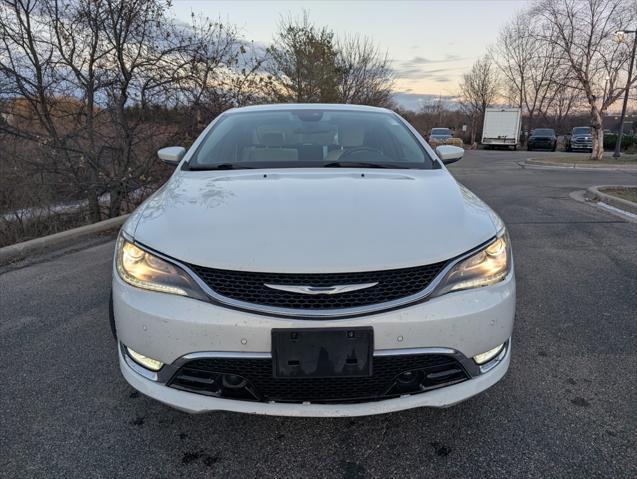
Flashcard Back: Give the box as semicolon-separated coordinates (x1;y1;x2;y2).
111;104;515;417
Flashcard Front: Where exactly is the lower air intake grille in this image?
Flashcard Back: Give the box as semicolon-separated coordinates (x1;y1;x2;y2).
168;354;469;404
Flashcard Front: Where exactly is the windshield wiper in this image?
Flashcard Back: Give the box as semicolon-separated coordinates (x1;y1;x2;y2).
322;161;408;169
188;163;254;171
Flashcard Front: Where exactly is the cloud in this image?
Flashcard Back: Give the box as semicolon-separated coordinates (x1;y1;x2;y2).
391;65;455;82
391;92;460;111
391;53;464;82
406;56;434;65
443;54;462;62
399;54;464;70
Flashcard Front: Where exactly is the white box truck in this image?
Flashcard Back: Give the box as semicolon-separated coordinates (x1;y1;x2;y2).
481;108;522;150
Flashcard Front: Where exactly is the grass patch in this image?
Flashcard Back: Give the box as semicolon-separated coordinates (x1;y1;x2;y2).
599;186;637;203
535;153;637;165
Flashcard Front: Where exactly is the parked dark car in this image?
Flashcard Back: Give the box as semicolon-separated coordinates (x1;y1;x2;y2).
428;128;453;143
565;127;593;152
527;128;557;151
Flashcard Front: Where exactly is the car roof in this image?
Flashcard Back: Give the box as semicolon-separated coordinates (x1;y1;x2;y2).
224;103;395;115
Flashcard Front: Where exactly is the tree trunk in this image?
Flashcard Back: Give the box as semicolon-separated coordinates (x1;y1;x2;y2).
87;188;101;223
590;106;604;160
109;183;123;218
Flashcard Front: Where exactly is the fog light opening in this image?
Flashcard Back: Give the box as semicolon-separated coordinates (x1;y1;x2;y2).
473;343;505;365
126;346;164;371
222;374;248;389
396;371;419;386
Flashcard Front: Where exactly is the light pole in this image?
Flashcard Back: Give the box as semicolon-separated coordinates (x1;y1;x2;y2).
613;29;637;158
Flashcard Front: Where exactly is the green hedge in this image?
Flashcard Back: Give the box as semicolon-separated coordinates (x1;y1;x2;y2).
604;133;635;150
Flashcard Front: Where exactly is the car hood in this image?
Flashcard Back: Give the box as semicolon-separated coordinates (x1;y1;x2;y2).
127;169;499;272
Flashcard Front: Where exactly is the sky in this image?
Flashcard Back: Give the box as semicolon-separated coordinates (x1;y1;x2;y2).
169;0;533;109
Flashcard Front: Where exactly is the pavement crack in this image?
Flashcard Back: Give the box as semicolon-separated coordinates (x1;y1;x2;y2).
361;416;391;478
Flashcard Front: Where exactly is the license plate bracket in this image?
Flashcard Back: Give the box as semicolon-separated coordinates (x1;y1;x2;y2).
272;327;373;379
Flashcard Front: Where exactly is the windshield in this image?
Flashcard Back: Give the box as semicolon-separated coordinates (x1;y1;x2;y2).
572;127;591;135
431;128;451;136
531;129;554;136
186;109;435;170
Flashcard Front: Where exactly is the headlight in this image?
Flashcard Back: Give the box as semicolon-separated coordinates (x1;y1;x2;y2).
434;230;511;296
115;235;207;299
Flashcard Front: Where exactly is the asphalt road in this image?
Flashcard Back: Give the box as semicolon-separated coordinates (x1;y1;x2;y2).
1;150;636;478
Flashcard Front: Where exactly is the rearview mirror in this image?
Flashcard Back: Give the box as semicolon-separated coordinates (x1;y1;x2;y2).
435;145;464;165
157;146;186;166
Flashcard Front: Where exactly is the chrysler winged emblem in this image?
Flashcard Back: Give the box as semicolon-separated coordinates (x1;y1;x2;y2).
263;282;378;295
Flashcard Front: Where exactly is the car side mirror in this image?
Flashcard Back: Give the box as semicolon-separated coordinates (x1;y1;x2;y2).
435;145;464;165
157;146;186;166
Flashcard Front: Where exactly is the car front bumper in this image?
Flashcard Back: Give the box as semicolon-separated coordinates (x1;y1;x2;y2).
570;141;593;150
119;341;511;416
112;270;515;416
528;140;555;149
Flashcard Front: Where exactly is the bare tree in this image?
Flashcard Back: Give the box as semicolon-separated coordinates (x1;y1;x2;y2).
266;14;394;106
336;35;393;106
458;55;500;144
173;15;268;137
0;0;183;219
533;0;636;159
46;0;113;221
542;85;587;131
0;0;103;217
266;13;340;103
0;0;258;222
491;11;578;136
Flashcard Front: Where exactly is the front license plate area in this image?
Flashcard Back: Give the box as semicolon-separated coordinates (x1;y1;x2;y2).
272;327;373;379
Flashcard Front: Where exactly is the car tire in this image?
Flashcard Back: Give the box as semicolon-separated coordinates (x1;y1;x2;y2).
109;290;117;340
527;145;533;151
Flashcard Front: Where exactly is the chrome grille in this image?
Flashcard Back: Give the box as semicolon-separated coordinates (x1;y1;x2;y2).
187;262;448;311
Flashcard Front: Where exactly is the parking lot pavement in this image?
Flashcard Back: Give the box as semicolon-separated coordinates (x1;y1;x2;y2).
1;150;635;478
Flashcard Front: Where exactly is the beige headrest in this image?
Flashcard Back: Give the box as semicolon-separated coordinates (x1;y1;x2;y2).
339;125;365;147
260;132;285;146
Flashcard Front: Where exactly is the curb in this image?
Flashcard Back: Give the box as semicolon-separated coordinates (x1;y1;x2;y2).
523;159;637;172
0;214;129;265
586;186;637;215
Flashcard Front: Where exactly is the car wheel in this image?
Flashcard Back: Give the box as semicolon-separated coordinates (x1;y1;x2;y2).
109;290;117;340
